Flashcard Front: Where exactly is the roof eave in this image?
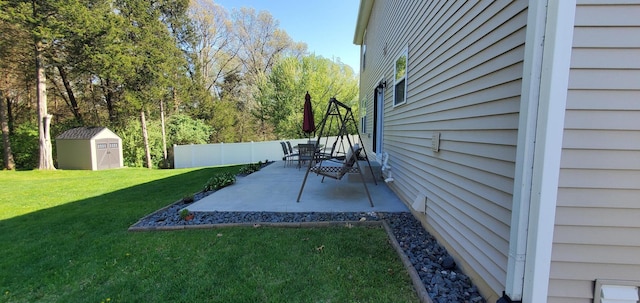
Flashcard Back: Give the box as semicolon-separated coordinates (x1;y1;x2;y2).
353;0;374;45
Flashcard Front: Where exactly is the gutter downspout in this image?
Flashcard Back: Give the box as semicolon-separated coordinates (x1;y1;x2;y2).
522;1;575;301
505;1;548;300
504;0;575;302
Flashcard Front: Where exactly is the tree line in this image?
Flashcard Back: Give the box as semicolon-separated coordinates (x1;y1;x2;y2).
0;0;359;169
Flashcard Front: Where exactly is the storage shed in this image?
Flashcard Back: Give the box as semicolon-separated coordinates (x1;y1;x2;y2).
56;127;123;170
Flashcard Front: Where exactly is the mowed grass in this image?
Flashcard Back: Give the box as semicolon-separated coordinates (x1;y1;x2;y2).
0;167;418;302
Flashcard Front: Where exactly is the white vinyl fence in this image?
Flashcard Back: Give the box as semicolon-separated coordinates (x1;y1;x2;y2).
173;136;351;168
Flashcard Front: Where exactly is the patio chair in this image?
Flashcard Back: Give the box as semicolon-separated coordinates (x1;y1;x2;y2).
286;141;296;155
280;141;296;167
296;143;316;169
317;138;343;161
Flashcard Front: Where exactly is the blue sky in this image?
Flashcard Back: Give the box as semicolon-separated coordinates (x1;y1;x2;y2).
213;0;362;72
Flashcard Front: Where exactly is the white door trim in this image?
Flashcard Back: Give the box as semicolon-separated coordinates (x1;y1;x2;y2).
375;81;384;161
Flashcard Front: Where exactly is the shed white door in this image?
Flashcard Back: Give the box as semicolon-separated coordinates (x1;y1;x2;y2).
96;139;120;170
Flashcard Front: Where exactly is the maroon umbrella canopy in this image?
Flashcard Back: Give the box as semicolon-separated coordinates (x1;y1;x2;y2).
302;92;315;134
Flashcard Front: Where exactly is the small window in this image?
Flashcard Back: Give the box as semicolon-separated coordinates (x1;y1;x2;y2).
362;30;367;71
394;49;408;106
97;143;107;149
109;143;118;148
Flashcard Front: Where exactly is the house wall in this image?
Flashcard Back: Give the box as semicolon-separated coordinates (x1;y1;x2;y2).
56;140;93;170
357;0;528;299
549;1;640;302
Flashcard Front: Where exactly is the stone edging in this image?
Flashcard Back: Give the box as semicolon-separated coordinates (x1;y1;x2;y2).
382;220;433;303
127;220;382;231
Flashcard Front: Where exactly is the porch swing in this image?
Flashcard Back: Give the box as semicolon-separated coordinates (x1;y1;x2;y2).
296;97;377;207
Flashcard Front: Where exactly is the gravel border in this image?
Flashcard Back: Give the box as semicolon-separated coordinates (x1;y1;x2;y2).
130;198;486;303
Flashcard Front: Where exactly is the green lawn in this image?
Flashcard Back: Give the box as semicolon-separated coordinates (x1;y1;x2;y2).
0;168;418;303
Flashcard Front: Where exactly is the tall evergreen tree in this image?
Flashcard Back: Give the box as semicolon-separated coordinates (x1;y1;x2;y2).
2;0;76;169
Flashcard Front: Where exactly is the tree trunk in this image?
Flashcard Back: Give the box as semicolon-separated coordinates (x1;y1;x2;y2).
6;97;13;134
57;65;83;124
172;86;179;112
140;109;152;169
160;99;167;168
0;91;15;170
102;78;117;123
35;41;55;170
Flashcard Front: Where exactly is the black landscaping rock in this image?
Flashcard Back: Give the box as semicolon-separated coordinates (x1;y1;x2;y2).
442;256;456;270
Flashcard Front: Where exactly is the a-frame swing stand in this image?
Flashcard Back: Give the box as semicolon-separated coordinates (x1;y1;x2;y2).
296;97;377;207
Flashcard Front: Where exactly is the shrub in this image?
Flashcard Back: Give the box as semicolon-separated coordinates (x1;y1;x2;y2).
179;208;191;220
182;193;195;203
203;172;236;192
238;161;263;175
9;123;39;169
166;114;211;145
114;117;163;168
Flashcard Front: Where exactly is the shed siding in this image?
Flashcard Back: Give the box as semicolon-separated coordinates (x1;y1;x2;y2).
358;0;527;297
549;1;640;302
55;127;122;170
56;139;93;170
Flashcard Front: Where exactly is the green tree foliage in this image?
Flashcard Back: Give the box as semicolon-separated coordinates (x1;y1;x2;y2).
185;5;307;144
255;55;359;139
0;0;362;169
8;123;39;169
115;117;163;168
166;114;211;145
2;0;81;169
114;114;212;168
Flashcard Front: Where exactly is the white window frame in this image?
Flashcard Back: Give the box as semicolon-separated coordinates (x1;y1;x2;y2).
393;47;408;106
361;30;367;71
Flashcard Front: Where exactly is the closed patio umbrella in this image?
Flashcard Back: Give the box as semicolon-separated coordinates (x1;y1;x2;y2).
302;92;315;139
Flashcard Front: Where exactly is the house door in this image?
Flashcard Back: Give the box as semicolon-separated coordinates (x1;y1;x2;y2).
373;85;384;156
96;139;120;169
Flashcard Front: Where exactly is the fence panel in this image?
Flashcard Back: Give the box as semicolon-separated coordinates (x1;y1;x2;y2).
173;136;352;168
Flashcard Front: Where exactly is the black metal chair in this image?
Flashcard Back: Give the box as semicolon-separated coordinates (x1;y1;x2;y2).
296;143;316;169
316;139;341;161
286;141;295;155
280;142;296;167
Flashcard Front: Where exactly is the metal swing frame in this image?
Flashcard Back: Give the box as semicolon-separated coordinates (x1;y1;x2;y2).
296;97;377;207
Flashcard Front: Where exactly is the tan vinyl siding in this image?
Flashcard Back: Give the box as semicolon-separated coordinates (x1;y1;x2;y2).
358;0;527;297
549;1;640;302
56;139;93;170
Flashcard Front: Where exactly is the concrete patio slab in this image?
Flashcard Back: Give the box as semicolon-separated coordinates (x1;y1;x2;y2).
187;161;409;213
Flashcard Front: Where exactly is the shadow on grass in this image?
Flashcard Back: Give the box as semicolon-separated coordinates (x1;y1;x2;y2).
0;168;221;301
0;167;221;229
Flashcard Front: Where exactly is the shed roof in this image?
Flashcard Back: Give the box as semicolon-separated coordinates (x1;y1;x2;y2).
56;127;116;140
